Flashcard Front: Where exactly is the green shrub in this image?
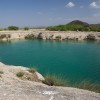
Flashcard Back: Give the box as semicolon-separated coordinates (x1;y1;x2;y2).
0;71;4;74
8;26;19;30
16;71;24;77
24;27;29;30
43;74;69;86
28;68;36;74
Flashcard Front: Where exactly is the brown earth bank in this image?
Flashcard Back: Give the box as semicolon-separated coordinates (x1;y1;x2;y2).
0;29;100;41
0;62;100;100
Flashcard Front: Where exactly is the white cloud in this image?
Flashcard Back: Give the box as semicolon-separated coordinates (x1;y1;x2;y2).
66;2;75;8
90;1;100;8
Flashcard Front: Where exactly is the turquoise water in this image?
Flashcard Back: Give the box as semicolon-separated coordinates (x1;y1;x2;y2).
0;40;100;83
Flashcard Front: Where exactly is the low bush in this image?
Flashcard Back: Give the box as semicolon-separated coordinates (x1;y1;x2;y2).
16;71;24;77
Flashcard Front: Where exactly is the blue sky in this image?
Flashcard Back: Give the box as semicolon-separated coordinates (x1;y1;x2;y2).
0;0;100;27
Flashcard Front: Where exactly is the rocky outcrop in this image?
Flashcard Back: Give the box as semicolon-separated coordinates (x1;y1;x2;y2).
0;62;45;82
0;62;100;100
0;30;100;41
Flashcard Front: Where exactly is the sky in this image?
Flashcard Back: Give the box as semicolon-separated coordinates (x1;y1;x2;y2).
0;0;100;28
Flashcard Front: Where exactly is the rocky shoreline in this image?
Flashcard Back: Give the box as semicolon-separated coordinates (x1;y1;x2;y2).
0;62;100;100
0;29;100;41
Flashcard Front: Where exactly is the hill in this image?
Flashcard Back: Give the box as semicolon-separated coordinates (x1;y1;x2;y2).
46;20;100;32
68;20;89;26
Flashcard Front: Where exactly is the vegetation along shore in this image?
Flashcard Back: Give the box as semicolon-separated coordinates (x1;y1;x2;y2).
0;20;100;41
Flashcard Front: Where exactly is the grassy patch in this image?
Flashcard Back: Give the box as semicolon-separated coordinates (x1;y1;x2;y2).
16;71;24;77
43;74;100;93
74;80;100;93
0;70;4;74
43;74;69;86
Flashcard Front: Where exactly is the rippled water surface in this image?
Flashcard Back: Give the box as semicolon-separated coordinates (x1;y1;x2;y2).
0;40;100;83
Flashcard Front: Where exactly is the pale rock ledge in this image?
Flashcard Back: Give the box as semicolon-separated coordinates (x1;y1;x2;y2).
0;62;100;100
